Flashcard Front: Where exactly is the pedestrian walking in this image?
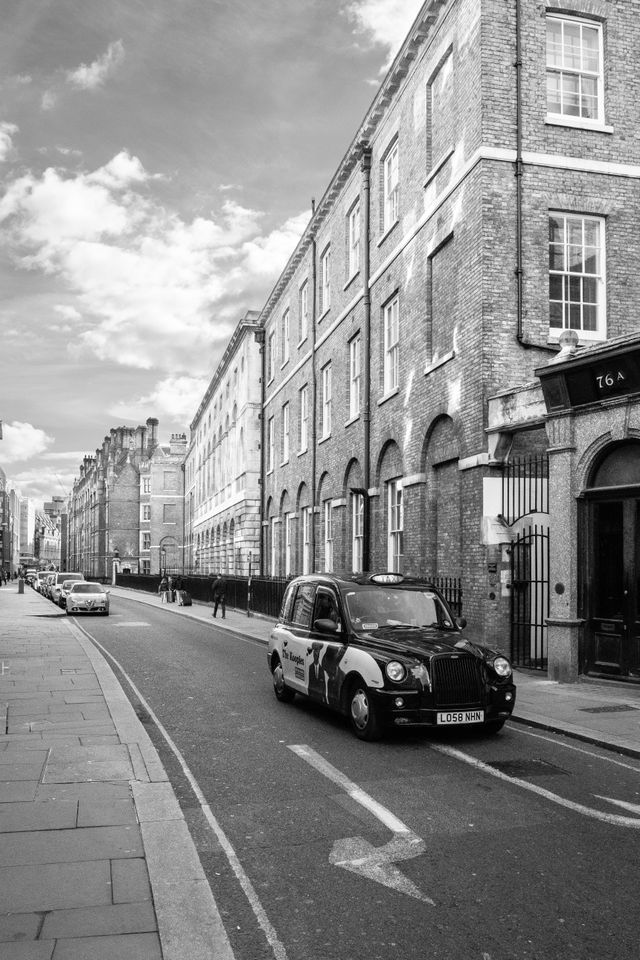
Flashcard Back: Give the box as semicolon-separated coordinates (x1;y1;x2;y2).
158;575;169;603
167;574;174;602
210;573;227;618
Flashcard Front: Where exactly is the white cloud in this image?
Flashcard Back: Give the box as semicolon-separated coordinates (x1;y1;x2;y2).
53;304;83;323
67;40;125;91
346;0;421;69
0;421;53;463
108;375;210;424
41;90;58;111
0;122;18;162
0;152;309;375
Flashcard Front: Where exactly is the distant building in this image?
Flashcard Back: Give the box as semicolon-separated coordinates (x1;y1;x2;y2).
67;419;186;578
19;498;36;558
184;311;263;576
34;510;61;569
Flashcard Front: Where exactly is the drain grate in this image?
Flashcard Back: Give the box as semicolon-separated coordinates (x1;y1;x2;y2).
486;758;568;778
580;704;639;714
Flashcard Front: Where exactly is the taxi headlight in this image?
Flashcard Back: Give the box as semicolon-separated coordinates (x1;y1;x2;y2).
491;656;512;678
386;661;407;682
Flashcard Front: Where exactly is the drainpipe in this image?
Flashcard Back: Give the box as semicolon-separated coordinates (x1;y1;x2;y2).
310;198;318;572
514;0;524;345
360;143;372;571
255;327;266;575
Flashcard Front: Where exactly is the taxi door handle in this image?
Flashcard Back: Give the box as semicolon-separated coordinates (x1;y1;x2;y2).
283;639;288;646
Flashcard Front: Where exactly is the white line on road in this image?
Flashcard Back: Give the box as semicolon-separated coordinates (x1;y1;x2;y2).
78;628;289;960
289;744;411;834
509;724;640;772
432;743;640;829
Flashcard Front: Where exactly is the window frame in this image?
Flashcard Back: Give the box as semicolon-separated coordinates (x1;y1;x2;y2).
545;14;604;128
301;506;311;575
267;328;276;384
281;308;290;366
383;294;400;395
320;245;331;315
281;401;290;464
324;499;333;573
382;138;399;234
387;478;403;573
349;334;361;420
321;362;332;439
299;280;309;345
267;416;275;473
548;211;606;341
352;491;364;574
299;384;309;453
347;199;361;280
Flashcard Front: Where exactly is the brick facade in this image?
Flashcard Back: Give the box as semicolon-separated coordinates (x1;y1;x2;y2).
256;0;640;652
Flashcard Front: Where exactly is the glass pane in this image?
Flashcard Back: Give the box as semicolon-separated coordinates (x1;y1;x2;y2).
582;25;600;71
582;302;597;331
546;74;561;114
549;242;565;271
584;246;599;275
549;274;564;300
549;301;563;328
583;276;597;304
569;275;582;302
567;218;583;245
562;74;580;116
549;216;563;243
581;77;598;118
583;219;599;246
546;19;563;66
569;302;581;329
564;22;582;69
568;243;584;273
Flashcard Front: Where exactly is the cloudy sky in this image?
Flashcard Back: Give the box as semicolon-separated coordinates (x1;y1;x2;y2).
0;0;421;508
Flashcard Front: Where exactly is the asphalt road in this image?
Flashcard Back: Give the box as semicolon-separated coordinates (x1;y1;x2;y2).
67;594;640;960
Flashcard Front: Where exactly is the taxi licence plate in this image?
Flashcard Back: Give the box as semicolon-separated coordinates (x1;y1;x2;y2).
437;710;484;725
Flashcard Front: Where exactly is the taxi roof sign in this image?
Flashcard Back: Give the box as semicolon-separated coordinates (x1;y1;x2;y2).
369;573;405;584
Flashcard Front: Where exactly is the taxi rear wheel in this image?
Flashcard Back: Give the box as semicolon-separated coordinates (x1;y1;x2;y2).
272;658;295;703
348;679;382;741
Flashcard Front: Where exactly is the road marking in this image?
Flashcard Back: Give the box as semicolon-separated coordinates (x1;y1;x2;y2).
510;725;640;772
289;744;433;903
113;621;151;627
76;626;289;960
432;743;640;829
595;796;640;815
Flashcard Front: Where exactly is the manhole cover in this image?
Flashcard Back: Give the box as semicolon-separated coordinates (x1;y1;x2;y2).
580;704;639;714
486;758;568;778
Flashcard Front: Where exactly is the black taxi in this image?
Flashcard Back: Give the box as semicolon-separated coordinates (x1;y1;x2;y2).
267;572;516;740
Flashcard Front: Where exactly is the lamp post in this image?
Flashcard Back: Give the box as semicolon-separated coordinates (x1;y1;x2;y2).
161;547;166;577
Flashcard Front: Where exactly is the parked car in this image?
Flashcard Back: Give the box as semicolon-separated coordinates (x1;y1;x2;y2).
49;572;84;605
42;573;56;599
65;582;110;616
268;572;516;741
33;572;48;593
59;579;90;609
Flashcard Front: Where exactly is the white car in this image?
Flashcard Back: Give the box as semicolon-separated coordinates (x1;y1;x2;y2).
49;571;84;605
65;582;110;616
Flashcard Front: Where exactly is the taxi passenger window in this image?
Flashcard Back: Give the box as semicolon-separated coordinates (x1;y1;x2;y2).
313;590;341;629
291;583;316;629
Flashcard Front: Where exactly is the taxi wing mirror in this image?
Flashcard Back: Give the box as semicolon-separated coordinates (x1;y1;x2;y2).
314;618;340;634
456;616;467;630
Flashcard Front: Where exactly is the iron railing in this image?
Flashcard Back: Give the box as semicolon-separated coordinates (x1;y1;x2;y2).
510;523;549;671
502;454;549;525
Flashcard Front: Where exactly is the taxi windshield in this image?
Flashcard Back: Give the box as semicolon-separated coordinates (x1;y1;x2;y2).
344;587;454;631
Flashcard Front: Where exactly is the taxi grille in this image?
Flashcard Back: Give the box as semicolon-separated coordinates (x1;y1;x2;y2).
432;656;483;707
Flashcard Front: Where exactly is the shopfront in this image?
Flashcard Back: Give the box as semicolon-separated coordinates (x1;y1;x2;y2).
538;331;640;684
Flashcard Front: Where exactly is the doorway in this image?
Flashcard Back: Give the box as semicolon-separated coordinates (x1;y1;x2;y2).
583;442;640;681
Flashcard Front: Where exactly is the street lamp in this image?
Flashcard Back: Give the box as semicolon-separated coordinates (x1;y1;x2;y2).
111;547;120;587
161;547;166;576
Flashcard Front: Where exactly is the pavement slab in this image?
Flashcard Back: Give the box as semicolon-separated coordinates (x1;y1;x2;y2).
0;798;78;831
40;899;157;939
0;824;143;866
1;943;54;960
48;932;162;960
0;860;112;912
112;857;153;903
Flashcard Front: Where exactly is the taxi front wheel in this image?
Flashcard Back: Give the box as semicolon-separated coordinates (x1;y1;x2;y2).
272;658;295;703
348;680;382;741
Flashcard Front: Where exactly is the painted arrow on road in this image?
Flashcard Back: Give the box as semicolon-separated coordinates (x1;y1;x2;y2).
330;832;433;903
289;744;433;904
595;796;640;817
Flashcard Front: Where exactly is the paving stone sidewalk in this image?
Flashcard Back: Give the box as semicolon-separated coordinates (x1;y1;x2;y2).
0;583;234;960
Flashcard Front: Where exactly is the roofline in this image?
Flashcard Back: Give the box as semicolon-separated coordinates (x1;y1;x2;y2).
256;0;448;326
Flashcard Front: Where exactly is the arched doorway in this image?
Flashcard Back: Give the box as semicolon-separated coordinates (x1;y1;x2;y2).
582;441;640;681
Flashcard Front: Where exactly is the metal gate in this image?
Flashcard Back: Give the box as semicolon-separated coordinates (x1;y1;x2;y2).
510;524;549;670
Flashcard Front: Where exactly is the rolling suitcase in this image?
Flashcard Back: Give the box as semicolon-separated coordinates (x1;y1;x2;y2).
178;590;192;606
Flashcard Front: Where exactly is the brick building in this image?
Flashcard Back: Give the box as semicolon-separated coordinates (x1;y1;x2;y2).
184;311;263;576
67;419;186;578
257;0;640;679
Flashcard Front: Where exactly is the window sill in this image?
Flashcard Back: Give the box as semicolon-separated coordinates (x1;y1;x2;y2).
547;329;606;344
280;458;289;468
280;359;289;370
319;433;331;444
318;306;331;322
377;219;399;248
377;387;399;407
297;447;308;458
344;413;360;427
297;336;308;349
424;349;456;376
343;270;360;292
545;115;613;135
